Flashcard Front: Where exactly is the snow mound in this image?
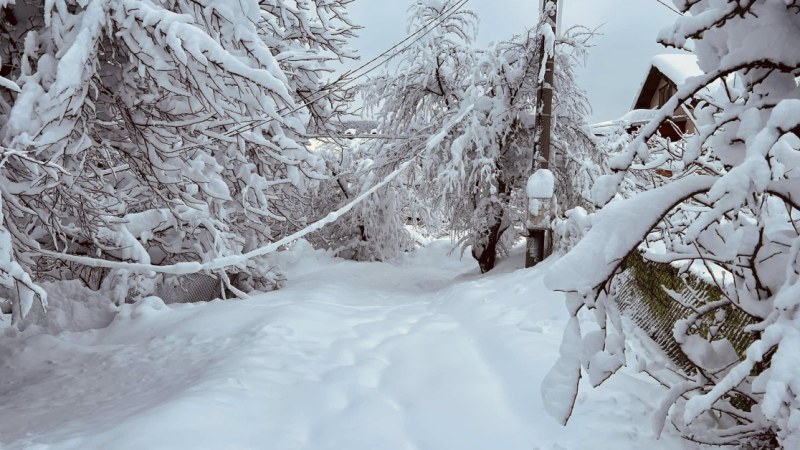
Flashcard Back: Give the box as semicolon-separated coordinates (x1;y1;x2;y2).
3;280;118;335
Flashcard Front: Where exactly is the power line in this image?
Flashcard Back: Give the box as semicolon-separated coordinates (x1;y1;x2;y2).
224;0;470;137
45;4;476;272
332;0;469;88
654;0;683;15
170;0;470;154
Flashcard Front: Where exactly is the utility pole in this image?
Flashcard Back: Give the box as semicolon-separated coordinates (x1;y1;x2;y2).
525;0;558;268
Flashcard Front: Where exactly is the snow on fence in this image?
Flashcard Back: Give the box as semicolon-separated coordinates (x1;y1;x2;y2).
612;252;756;373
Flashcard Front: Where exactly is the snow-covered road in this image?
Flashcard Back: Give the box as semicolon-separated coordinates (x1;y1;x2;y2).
0;241;696;449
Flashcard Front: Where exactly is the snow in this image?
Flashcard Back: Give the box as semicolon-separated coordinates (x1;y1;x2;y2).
527;169;556;228
590;110;662;137
650;54;702;87
0;241;696;449
619;108;661;124
527;169;555;198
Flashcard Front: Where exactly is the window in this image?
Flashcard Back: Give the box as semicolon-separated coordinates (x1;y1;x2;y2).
657;85;673;108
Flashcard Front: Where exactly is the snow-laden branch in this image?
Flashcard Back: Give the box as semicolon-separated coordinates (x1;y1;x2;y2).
546;175;716;294
38;148;424;275
545;2;800;446
594;59;798;207
0;0;360;314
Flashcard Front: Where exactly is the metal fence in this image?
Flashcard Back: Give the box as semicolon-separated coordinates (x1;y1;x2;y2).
612;252;756;373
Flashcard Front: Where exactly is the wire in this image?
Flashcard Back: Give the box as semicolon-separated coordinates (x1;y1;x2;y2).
169;0;470;153
217;0;470;139
654;0;683;15
332;0;469;88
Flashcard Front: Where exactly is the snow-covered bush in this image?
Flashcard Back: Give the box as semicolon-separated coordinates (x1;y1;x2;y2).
0;0;356;327
365;0;595;273
545;1;800;447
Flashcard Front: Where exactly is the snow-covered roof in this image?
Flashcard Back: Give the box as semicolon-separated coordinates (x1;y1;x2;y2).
650;54;702;86
630;52;701;110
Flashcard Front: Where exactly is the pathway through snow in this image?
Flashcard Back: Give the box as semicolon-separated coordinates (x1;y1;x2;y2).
0;241;697;449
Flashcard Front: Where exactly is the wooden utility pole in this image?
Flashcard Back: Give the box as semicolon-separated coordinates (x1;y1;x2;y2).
525;0;558;268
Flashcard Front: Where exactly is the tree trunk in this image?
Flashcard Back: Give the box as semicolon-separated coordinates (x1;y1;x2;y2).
471;177;510;273
471;206;507;273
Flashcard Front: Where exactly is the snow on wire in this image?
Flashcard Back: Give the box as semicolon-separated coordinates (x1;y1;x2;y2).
36;100;474;277
39;153;421;276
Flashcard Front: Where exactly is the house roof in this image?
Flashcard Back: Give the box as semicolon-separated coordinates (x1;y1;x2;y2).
651;54;703;86
631;53;701;110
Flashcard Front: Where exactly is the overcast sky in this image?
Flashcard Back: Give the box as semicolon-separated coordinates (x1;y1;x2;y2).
343;0;683;123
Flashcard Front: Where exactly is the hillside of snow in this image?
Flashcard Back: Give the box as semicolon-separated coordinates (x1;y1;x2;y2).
0;241;698;449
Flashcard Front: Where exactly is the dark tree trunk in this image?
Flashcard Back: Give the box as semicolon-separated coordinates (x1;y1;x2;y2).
471;206;507;273
471;176;510;274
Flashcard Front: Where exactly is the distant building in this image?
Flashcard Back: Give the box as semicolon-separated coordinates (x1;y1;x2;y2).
592;53;702;141
629;53;702;140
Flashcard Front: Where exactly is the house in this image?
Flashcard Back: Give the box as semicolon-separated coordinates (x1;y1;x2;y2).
591;53;703;141
628;53;702;140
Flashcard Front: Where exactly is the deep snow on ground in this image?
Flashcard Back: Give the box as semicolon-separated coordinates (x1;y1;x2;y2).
0;241;698;450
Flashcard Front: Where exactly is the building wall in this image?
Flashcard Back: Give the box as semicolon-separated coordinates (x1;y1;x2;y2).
644;77;696;139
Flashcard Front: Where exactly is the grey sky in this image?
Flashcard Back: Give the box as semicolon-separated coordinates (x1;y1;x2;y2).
344;0;683;123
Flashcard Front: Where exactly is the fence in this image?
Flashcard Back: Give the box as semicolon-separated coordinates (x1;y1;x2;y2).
612;252;757;373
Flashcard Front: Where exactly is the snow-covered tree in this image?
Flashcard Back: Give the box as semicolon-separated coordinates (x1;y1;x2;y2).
365;0;595;272
0;0;356;326
545;1;800;447
303;135;420;261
